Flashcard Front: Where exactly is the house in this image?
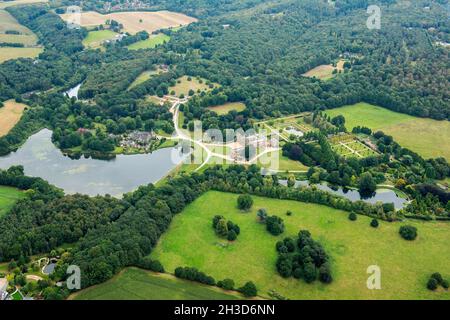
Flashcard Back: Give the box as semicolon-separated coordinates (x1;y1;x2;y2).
0;278;8;300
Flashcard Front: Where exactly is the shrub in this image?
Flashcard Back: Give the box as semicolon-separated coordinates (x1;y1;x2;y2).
431;272;443;284
217;278;235;290
370;219;379;228
227;230;237;241
319;263;333;284
441;279;449;289
348;212;357;221
237;194;253;211
399;225;417;240
257;208;268;221
427;278;438;291
239;281;257;297
303;262;317;283
137;257;165;273
286;210;292;216
266;215;285;236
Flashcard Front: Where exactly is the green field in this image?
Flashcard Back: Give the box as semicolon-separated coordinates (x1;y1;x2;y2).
82;30;118;49
169;76;217;97
127;34;170;50
151;191;450;300
128;69;165;90
207;102;246;115
326;103;450;160
71;267;240;300
0;186;25;217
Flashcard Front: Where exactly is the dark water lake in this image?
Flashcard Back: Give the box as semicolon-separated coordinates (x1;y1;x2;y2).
278;179;408;209
0;129;187;197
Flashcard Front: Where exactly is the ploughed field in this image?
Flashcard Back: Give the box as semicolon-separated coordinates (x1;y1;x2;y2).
59;11;197;34
70;267;240;300
326;102;450;161
151;191;450;300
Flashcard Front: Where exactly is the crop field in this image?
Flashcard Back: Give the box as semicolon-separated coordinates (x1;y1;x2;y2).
70;267;240;300
0;186;25;218
326;102;450;160
127;33;171;50
0;9;39;48
302;59;346;80
151;191;450;300
59;11;197;35
82;30;118;49
207;102;246;115
0;47;42;63
0;100;27;136
0;0;47;9
169;76;217;97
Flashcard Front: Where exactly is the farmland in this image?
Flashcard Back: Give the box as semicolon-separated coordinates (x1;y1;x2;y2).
0;186;25;218
70;267;240;300
0;0;47;9
0;100;27;136
151;191;450;300
127;34;170;50
82;30;118;49
59;11;197;35
207;102;246;115
326;103;450;160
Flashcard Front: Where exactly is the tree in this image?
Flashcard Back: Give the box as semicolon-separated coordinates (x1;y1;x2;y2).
370;219;379;228
216;219;229;237
217;278;235;290
227;229;237;241
358;172;377;195
287;174;296;188
348;212;357;221
427;278;438;291
319;263;333;284
237;194;253;211
239;281;257;297
266;215;285;236
399;225;417;241
257;208;268;221
303;262;317;283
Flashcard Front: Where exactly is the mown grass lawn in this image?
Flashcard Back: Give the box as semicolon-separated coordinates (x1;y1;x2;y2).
71;267;240;300
207;102;246;115
151;191;450;300
0;186;25;218
82;30;117;49
326;102;450;160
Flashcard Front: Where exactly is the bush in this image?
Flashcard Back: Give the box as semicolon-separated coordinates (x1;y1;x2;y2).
174;267;215;286
237;194;253;211
441;279;449;289
348;212;357;221
227;230;237;241
239;281;257;297
370;219;379;228
217;278;235;291
399;225;417;240
431;272;443;284
427;278;438;291
266;215;285;236
137;257;165;273
319;263;333;284
286;210;292;216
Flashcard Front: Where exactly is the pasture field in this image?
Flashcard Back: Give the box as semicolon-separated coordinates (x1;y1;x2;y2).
0;47;42;63
59;11;197;35
207;102;246;115
151;191;450;300
0;0;47;9
302;59;345;80
0;99;27;136
127;33;170;50
169;76;217;97
0;9;39;47
128;68;166;90
0;186;25;218
326;102;450;160
70;267;240;300
82;30;118;49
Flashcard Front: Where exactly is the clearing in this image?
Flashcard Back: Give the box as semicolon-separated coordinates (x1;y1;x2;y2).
59;11;197;35
82;30;118;49
70;267;240;300
326;102;450;160
0;99;27;136
302;59;346;80
207;102;246;115
151;191;450;300
128;67;167;90
169;76;217;97
0;186;25;218
127;33;170;50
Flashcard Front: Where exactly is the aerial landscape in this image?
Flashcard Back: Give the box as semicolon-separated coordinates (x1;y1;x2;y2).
0;0;448;308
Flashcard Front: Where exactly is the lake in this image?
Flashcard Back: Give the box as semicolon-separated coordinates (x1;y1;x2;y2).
0;129;187;197
279;179;408;209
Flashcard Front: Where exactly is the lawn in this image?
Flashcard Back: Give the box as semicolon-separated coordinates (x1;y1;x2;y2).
0;186;25;217
0;100;27;137
169;76;217;97
326;102;450;160
82;30;118;49
207;102;246;115
127;34;170;50
70;267;240;300
151;191;450;300
302;59;345;80
0;47;42;63
128;69;166;90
